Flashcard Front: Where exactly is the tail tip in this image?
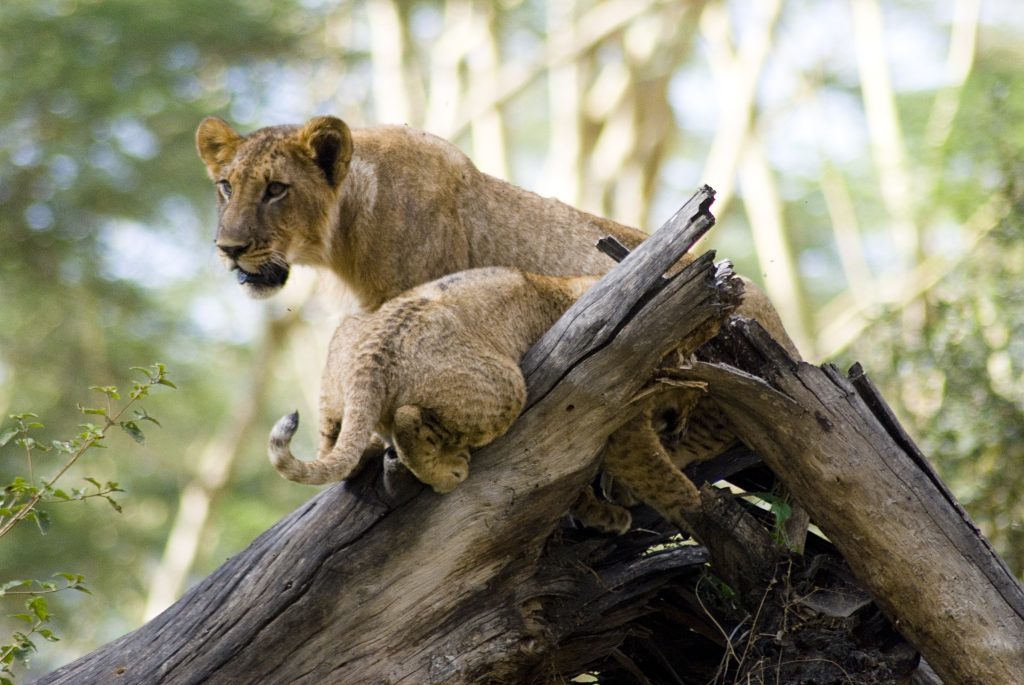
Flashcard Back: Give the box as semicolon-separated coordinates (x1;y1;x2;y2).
270;410;300;446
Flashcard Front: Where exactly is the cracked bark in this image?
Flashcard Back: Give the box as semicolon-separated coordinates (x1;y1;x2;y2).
680;318;1024;685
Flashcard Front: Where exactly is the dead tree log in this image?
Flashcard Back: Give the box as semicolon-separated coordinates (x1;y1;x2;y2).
680;318;1024;685
36;187;743;685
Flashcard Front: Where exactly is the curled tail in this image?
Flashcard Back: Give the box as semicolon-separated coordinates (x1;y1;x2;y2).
268;371;386;485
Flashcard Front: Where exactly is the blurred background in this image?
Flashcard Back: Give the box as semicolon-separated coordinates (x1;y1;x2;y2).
2;0;1022;675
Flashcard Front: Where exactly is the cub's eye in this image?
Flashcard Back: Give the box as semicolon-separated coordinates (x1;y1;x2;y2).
264;181;289;202
216;180;232;199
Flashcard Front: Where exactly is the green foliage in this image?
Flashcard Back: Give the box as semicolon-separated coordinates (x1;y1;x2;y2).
0;0;309;673
742;491;799;551
0;366;172;683
846;58;1024;576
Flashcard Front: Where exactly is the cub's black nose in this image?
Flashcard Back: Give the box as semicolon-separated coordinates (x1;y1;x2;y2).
217;242;250;260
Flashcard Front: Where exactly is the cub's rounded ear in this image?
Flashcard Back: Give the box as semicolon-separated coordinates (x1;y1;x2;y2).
196;117;243;178
297;116;354;188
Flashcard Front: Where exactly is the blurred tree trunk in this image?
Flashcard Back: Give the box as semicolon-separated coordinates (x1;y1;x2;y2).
142;301;306;620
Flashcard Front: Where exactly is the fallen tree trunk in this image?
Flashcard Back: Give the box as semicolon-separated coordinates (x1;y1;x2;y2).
681;318;1024;685
37;185;1024;684
37;187;743;684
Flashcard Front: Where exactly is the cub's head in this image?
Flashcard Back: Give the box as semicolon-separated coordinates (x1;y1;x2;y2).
195;116;353;298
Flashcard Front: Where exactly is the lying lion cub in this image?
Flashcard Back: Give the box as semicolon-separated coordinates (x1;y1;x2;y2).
268;267;586;492
267;267;708;533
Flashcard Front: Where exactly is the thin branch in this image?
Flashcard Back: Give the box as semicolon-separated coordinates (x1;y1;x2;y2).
367;0;413;125
924;0;981;152
738;131;814;356
698;0;783;218
541;0;584;206
850;0;919;269
468;1;509;179
444;0;664;140
142;299;306;620
424;0;473;136
820;162;874;306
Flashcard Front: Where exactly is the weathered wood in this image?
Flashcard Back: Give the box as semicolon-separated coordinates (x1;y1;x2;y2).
35;192;740;685
679;317;1024;685
521;183;717;406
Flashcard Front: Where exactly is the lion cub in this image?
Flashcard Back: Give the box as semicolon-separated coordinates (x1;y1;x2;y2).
268;267;593;493
267;266;713;537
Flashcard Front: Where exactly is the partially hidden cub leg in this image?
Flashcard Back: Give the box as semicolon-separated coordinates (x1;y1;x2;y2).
602;409;702;536
571;486;632;535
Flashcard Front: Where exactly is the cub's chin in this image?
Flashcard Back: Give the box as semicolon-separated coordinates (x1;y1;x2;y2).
234;262;290;299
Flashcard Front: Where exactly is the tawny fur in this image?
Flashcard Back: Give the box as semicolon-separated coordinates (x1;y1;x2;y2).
268;268;593;493
267;267;725;536
199;116;801;532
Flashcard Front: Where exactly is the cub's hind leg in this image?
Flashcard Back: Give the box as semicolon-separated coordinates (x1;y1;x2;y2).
571;486;632;535
602;410;702;536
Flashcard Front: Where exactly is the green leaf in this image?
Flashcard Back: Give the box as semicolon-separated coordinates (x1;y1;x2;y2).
105;496;123;514
11;614;34;626
133;409;161;427
83;477;102;489
157;378;177;389
31;509;51;535
28;596;49;621
6;477;30;493
129;366;156;380
50;439;76;453
38;629;59;642
771;499;793;527
0;428;19;447
79;406;108;417
89;385;120;400
0;580;31;595
119;421;145;444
